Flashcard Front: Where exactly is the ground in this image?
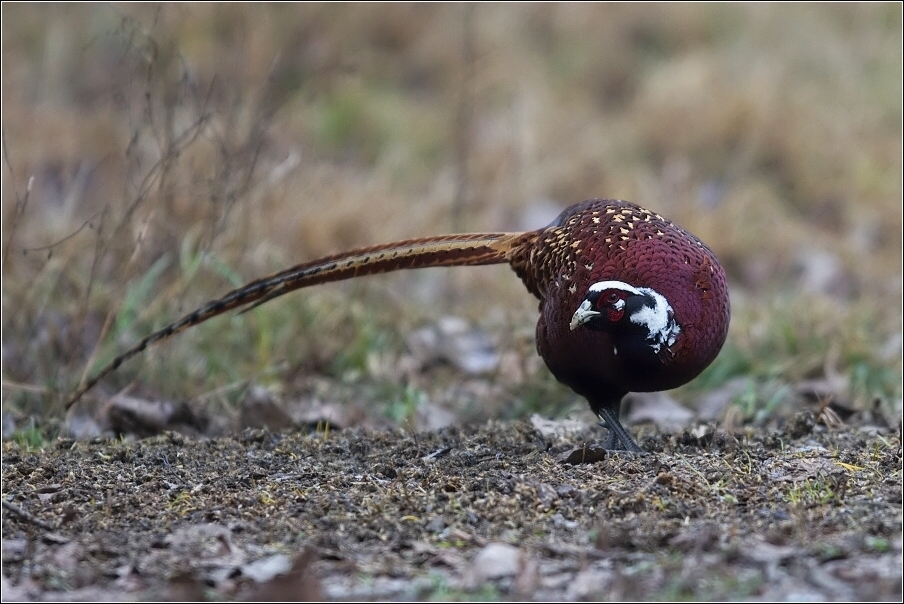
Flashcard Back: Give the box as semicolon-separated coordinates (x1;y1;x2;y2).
2;5;902;601
2;414;901;601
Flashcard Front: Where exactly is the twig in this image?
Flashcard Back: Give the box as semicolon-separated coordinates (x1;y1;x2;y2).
1;380;50;394
75;291;119;397
2;500;56;531
452;3;475;233
21;211;102;253
1;131;32;271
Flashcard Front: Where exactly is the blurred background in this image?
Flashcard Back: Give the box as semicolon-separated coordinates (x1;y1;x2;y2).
2;4;901;440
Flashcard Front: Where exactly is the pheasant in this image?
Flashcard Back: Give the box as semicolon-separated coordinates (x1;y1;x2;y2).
67;199;730;451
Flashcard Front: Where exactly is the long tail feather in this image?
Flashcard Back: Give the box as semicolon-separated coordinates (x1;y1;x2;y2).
66;231;536;409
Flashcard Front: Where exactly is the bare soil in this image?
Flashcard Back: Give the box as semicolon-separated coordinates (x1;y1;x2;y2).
2;415;901;601
1;4;901;602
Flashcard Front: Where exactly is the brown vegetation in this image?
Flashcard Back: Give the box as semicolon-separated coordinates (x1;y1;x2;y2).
1;4;901;600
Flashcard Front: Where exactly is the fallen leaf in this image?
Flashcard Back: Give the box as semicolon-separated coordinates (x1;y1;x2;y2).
625;392;693;430
560;445;608;465
245;550;322;601
241;554;293;583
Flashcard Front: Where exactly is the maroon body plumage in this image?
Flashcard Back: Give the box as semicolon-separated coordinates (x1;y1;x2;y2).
68;198;730;452
511;199;730;450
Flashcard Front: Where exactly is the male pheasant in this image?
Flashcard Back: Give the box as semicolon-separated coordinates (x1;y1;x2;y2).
67;199;730;452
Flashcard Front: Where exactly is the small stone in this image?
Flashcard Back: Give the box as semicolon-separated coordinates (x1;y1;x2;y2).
470;542;521;581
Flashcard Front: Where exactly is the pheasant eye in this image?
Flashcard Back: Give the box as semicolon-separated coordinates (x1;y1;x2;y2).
595;291;620;309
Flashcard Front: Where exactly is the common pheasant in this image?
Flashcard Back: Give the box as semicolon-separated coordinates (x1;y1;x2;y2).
67;199;730;451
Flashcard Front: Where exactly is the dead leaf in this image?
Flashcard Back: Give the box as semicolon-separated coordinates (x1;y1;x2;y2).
106;396;207;438
560;445;608;465
241;554;293;583
625;392;693;430
245;550;322;601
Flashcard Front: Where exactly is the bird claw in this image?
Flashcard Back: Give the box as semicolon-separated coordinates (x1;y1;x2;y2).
596;420;647;454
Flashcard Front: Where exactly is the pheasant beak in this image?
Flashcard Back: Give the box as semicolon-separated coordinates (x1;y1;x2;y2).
570;300;600;331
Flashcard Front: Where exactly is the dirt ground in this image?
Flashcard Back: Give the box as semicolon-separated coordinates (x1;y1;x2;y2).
1;4;901;602
2;413;901;601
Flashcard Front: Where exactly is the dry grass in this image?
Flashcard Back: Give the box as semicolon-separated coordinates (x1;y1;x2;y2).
1;4;901;430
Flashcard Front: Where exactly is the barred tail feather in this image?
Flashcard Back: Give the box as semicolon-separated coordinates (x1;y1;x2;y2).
66;232;535;408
